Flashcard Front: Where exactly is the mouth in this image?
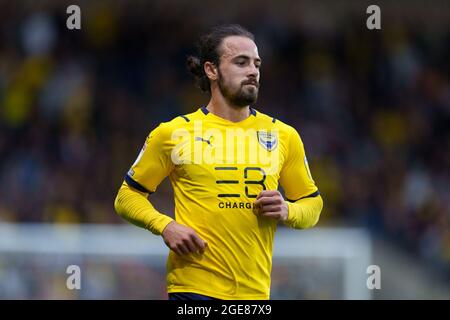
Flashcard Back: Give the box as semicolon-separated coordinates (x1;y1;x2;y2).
243;82;259;88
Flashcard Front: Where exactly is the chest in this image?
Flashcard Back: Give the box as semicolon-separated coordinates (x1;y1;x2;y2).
170;126;285;197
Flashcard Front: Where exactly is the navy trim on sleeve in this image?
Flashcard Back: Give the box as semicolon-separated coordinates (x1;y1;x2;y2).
125;175;153;194
250;107;256;116
286;190;320;203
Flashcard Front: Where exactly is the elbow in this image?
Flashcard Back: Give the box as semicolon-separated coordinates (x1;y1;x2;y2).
301;194;323;229
114;189;124;218
309;195;324;228
285;195;324;230
114;183;129;219
114;182;149;221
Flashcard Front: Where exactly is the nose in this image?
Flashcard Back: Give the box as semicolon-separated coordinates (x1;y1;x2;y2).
247;64;259;79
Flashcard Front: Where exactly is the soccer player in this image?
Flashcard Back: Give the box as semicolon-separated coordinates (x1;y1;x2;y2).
114;24;323;300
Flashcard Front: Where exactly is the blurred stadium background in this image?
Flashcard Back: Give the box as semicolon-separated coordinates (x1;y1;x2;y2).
0;0;449;299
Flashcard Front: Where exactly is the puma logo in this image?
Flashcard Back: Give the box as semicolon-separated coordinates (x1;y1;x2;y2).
195;136;212;146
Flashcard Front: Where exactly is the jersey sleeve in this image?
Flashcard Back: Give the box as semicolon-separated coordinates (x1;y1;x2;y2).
125;123;174;193
279;127;319;201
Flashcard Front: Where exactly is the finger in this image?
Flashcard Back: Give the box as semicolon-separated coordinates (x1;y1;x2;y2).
260;211;281;219
254;196;281;207
177;243;190;255
254;197;272;207
257;190;280;199
172;246;184;256
183;238;198;253
252;203;261;215
258;190;280;197
191;234;207;253
201;240;208;251
260;204;281;213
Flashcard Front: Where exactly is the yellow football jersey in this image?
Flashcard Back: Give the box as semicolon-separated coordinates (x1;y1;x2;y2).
125;106;319;299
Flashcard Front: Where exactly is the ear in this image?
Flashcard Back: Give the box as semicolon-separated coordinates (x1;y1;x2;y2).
204;62;218;81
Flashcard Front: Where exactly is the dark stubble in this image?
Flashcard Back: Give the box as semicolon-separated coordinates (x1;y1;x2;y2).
218;69;259;108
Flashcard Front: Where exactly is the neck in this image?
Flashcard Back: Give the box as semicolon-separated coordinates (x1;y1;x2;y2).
206;91;250;123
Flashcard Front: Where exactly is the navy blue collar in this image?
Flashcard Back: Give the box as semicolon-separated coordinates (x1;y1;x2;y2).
201;106;209;115
200;106;256;116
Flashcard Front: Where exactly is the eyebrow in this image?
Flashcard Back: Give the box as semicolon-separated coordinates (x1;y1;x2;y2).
232;55;262;63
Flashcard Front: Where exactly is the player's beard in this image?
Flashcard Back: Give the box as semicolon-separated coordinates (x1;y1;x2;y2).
218;70;259;108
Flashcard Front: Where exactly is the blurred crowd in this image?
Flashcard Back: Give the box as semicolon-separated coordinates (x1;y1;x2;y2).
0;1;449;278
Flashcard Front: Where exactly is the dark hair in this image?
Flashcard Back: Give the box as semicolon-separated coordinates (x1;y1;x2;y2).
187;24;255;92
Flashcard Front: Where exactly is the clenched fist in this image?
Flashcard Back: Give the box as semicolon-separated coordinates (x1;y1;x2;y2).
162;221;208;255
253;190;289;222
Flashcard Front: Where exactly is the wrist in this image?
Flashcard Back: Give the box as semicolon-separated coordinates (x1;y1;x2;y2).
281;201;290;222
160;219;175;237
283;201;294;225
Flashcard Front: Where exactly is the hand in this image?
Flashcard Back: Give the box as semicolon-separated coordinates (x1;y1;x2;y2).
253;190;289;222
161;221;208;255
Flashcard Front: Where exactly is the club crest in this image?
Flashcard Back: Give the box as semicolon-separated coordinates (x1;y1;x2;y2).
257;131;278;151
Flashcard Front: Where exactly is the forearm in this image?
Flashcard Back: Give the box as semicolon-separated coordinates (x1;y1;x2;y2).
284;195;323;229
114;181;173;235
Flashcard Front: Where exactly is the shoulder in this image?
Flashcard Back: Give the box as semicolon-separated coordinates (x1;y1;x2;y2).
254;109;305;153
254;109;299;137
150;108;201;137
